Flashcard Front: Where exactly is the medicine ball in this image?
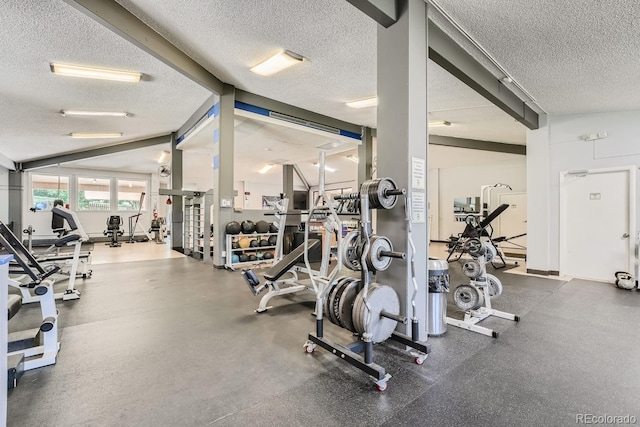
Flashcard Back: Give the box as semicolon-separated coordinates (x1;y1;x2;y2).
248;254;257;262
239;254;249;263
241;220;256;234
256;252;264;260
255;220;269;234
249;239;259;248
238;237;251;249
231;242;239;250
268;235;277;246
231;254;240;263
259;239;270;247
269;222;278;233
225;221;241;235
263;251;273;260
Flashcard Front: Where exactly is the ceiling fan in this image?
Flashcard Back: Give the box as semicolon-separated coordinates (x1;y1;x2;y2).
158;165;171;178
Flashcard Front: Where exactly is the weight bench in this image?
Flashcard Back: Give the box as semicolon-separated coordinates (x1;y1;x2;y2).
447;204;510;268
242;239;321;313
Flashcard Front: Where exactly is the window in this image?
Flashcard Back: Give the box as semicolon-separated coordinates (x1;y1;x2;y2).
77;177;111;211
117;179;147;211
31;174;69;211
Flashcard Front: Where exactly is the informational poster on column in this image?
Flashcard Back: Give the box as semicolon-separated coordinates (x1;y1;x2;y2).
412;192;426;223
411;157;426;190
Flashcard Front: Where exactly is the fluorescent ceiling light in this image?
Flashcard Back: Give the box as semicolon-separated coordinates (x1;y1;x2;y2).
250;50;304;76
51;63;142;83
259;164;274;174
346;155;359;164
428;120;451;127
61;110;130;117
157;151;170;164
313;163;336;172
70;132;122;139
345;97;378;109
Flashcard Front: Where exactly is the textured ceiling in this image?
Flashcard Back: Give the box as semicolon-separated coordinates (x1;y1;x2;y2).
432;0;640;114
0;1;211;163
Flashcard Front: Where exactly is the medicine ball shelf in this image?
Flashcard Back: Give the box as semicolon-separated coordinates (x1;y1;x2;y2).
225;233;278;270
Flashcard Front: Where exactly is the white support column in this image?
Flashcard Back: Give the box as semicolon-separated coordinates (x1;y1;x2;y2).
376;0;429;340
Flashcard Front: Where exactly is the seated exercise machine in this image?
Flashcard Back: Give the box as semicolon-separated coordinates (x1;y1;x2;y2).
149;216;167;244
104;215;124;247
446;203;511;269
242;239;323;313
7;278;60;386
446;237;520;337
1;218;81;303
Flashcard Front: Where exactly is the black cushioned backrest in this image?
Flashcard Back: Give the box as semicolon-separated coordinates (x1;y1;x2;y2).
263;239;321;282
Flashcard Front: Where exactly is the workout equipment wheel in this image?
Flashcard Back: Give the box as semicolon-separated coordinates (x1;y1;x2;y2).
453;284;484;311
375;382;388;392
304;344;315;354
486;273;503;298
414;356;426;365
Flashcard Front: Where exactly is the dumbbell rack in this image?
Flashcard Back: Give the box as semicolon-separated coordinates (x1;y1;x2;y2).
303;177;430;391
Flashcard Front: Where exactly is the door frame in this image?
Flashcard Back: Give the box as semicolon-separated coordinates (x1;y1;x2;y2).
559;165;636;279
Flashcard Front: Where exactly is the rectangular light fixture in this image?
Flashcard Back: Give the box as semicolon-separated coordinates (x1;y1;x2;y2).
61;110;130;117
346;97;378;109
70;132;122;139
313;163;336;172
250;50;304;76
51;63;142;83
428;120;451;127
259;164;274;174
346;155;359;164
157;151;170;164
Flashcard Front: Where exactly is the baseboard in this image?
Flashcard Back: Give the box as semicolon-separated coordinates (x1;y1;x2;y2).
526;269;561;276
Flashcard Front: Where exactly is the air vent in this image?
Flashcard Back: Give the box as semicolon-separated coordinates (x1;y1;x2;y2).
269;111;340;135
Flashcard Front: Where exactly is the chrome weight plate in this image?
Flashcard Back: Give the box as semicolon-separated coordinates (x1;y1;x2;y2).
453;284;484;311
464;238;484;257
484;243;497;263
352;283;400;343
326;277;349;325
366;235;393;272
341;230;362;271
365;177;399;210
338;279;360;332
486;273;503;298
462;260;482;279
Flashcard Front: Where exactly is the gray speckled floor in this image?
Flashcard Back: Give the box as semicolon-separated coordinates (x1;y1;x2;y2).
7;255;640;426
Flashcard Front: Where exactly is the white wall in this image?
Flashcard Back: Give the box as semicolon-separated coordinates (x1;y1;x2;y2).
428;145;527;240
0;166;8;222
182;150;214;191
527;110;640;272
23;166;155;240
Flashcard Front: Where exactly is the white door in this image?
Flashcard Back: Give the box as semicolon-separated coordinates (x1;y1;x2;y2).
560;168;635;282
498;193;527;256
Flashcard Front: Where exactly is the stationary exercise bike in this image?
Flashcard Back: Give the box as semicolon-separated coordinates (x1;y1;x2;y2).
104;216;124;247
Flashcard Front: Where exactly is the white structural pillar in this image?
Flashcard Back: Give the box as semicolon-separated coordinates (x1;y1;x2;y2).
212;84;236;267
376;0;429;340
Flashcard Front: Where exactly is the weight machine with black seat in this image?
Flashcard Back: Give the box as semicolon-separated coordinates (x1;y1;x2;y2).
446;203;510;268
446;237;520;337
104;215;124;247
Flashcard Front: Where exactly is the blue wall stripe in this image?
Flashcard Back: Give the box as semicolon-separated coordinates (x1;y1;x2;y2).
234;101;269;117
213;155;220;170
340;129;361;140
213;128;220;144
176;135;184;144
208;102;220;118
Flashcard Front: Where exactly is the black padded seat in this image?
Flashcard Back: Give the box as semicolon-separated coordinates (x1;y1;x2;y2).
8;294;22;320
263;239;321;282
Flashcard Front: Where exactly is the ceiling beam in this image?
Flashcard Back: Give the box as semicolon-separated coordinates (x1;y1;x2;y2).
62;0;224;94
428;23;539;130
293;164;310;190
235;90;362;136
0;152;16;170
18;135;171;171
345;0;398;28
429;135;526;155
